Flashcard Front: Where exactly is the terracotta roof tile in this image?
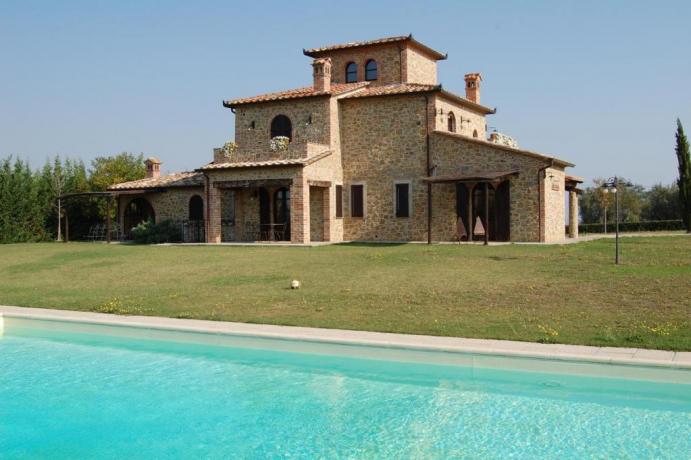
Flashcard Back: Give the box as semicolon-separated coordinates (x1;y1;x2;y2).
198;150;332;171
303;35;447;60
340;83;440;99
225;82;368;107
108;171;203;191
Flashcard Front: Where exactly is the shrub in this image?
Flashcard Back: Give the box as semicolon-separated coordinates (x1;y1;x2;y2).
578;219;684;234
131;219;181;244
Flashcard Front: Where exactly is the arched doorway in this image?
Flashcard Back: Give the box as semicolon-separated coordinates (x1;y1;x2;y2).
188;195;203;221
273;188;290;241
187;195;204;242
123;197;155;237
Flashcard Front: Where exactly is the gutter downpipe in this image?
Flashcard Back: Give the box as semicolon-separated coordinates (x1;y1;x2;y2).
537;158;555;242
425;94;432;244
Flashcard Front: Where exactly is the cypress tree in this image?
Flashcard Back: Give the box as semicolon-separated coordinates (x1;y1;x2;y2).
675;119;691;232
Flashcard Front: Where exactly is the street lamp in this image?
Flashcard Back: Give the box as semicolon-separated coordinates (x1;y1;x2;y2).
601;177;632;265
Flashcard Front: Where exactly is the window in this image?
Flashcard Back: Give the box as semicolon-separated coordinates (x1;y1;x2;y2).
394;182;411;218
350;184;365;218
345;62;358;83
365;59;378;81
473;129;478;138
335;185;343;218
270;115;292;140
447;112;456;133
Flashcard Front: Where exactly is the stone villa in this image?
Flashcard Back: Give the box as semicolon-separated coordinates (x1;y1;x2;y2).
109;35;581;244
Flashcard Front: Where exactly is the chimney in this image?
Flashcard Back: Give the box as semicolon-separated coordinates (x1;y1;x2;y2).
312;58;332;92
144;157;161;179
464;73;482;104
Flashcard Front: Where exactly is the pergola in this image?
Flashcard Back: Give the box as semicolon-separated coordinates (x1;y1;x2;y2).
423;170;519;245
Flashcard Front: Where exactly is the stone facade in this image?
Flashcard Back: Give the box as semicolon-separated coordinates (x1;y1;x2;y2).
111;35;576;244
117;187;204;229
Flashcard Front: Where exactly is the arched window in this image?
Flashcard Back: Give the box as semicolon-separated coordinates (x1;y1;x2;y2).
270;115;292;140
365;59;378;81
188;195;203;221
473;129;478;138
447;112;456;132
345;62;358;83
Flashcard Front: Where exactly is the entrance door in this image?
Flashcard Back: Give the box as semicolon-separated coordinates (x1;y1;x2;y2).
259;188;270;240
273;188;291;241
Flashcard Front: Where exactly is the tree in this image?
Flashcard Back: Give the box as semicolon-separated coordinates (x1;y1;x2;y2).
675;119;691;232
643;183;680;221
89;152;145;191
579;177;645;224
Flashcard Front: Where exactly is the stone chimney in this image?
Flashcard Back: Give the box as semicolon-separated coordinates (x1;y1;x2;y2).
312;58;332;92
464;73;482;104
144;157;161;179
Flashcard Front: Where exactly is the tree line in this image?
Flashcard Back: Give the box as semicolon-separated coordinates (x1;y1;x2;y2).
579;119;690;233
0;153;145;243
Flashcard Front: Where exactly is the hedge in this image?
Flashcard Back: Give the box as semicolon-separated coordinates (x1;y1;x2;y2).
577;220;684;234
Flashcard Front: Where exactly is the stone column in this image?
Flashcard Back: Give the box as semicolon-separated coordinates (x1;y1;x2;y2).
290;175;310;244
569;190;579;238
207;181;221;243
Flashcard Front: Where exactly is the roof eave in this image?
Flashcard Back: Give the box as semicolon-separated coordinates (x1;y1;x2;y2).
432;130;575;168
224;92;331;109
303;35;446;60
437;89;496;115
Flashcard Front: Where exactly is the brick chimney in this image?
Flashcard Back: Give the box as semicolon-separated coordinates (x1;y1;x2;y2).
144;157;161;179
464;73;482;104
312;58;332;92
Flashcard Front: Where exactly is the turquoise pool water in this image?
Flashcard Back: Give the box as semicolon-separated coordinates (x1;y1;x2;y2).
1;319;689;459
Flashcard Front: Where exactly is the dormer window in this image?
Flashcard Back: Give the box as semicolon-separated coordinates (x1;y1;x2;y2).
270;115;292;141
345;62;358;83
365;59;378;81
447;112;456;133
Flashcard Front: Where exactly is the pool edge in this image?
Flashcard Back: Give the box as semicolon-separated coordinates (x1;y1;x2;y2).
1;305;690;370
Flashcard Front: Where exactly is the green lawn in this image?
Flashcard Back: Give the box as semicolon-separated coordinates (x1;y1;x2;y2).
1;237;690;350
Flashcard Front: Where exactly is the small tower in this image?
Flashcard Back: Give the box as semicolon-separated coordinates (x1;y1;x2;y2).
144;157;161;179
464;73;482;104
312;58;332;92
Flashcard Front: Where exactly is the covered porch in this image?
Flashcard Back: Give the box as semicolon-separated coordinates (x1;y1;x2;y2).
424;170;518;244
207;176;333;244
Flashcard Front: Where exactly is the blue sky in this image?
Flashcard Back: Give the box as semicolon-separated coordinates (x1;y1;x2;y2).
2;0;690;187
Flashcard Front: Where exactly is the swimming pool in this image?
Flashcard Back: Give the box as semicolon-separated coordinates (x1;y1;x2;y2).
1;313;689;459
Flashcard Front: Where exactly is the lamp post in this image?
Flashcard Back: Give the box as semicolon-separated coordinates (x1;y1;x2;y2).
601;177;631;265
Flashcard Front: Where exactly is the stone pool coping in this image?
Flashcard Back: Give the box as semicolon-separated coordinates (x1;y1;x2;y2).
1;305;690;370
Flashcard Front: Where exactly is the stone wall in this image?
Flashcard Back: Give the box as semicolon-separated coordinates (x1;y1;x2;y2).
430;132;550;242
309;186;325;242
117;187;204;230
339;94;430;241
542;167;566;242
233;98;331;162
434;94;486;140
404;44;437;85
326;44;403;86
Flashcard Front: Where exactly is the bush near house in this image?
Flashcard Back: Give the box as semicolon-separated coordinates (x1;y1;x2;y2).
131;220;181;244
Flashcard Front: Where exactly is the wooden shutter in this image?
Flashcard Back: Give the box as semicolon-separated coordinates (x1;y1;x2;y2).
335;185;343;218
395;183;410;218
351;185;364;218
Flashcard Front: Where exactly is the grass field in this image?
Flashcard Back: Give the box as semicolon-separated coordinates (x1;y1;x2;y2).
0;236;689;350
